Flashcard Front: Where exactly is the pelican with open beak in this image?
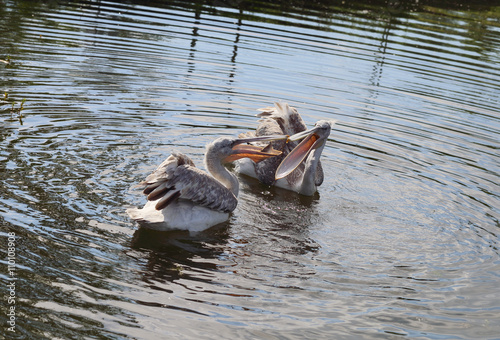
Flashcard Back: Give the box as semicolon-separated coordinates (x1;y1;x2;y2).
235;102;334;196
127;134;288;232
275;120;333;196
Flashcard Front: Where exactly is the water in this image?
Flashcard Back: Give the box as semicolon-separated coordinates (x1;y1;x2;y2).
1;0;499;338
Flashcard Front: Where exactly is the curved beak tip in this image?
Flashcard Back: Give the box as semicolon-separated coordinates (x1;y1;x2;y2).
224;143;282;163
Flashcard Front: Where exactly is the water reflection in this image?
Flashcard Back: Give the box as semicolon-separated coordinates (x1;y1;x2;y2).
130;226;229;290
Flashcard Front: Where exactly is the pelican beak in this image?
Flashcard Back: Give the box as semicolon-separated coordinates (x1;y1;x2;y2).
275;129;322;180
287;126;321;142
223;135;288;163
235;134;290;144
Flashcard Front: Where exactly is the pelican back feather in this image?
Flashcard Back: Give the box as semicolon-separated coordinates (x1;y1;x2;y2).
141;152;237;213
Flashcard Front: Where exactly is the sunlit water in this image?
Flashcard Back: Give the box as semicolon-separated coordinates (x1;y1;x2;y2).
1;0;499;338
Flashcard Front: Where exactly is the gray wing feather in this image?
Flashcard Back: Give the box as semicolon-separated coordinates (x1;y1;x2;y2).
141;153;237;212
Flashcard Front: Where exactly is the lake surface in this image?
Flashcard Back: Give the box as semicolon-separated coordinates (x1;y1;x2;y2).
1;0;499;338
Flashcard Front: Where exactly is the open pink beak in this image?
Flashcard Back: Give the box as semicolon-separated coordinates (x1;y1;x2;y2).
275;129;322;180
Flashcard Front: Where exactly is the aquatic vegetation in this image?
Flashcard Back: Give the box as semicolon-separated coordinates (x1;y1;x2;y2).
1;92;26;124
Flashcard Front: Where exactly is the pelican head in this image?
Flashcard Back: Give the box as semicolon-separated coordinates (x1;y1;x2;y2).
205;134;288;196
275;120;335;180
206;134;288;164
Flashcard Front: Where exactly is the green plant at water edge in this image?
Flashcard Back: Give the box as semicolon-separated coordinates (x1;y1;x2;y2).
2;93;26;125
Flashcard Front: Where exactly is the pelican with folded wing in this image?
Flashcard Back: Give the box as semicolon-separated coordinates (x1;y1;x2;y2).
236;102;334;196
127;135;287;232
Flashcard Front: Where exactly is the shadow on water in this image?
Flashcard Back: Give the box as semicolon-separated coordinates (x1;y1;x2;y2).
235;175;322;256
130;223;231;267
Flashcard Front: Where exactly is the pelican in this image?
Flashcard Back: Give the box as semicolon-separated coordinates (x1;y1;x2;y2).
236;102;334;196
126;135;287;232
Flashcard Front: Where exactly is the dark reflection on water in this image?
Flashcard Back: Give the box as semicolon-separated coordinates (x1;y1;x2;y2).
1;0;500;338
